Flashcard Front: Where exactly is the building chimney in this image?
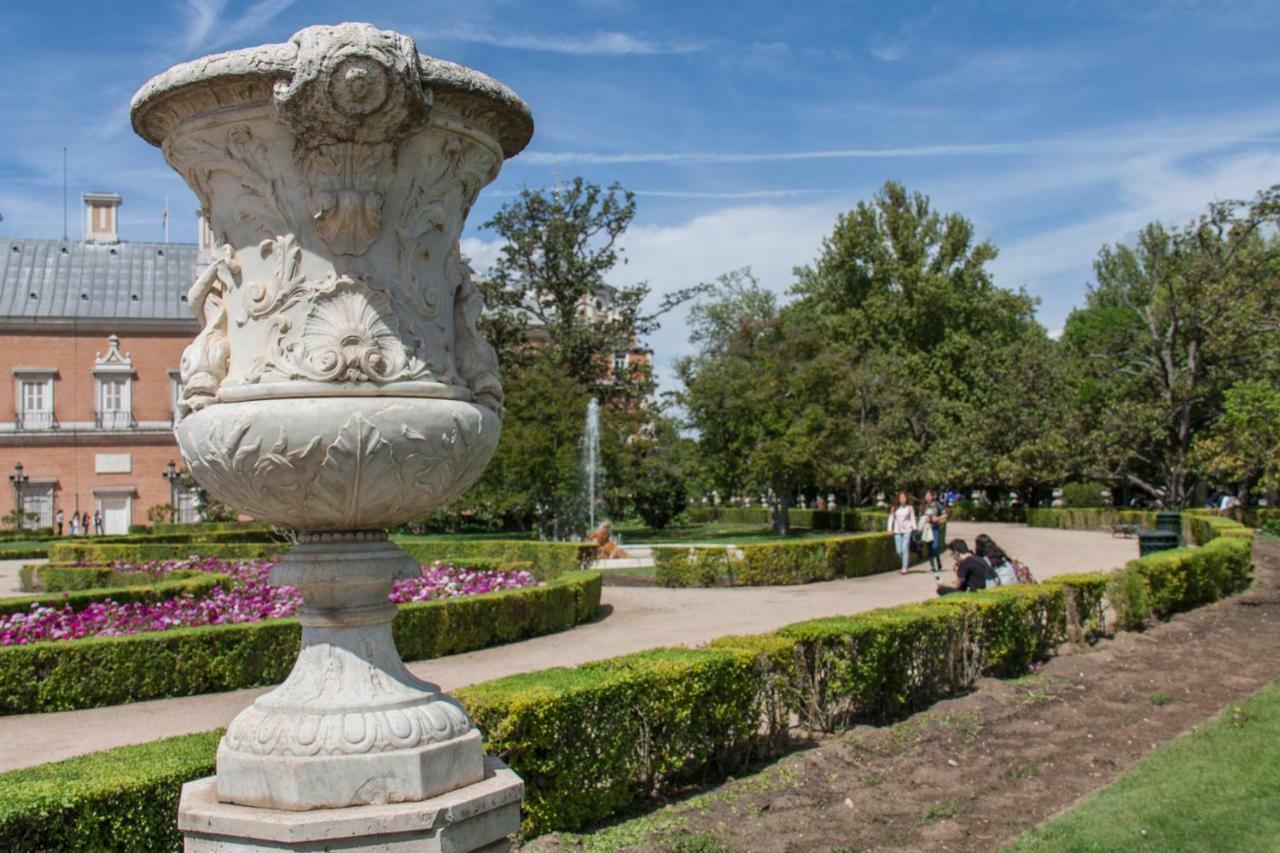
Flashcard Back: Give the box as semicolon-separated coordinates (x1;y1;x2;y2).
196;207;215;263
83;192;122;244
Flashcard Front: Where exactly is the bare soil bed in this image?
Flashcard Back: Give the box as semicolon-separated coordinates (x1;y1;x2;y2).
540;537;1280;852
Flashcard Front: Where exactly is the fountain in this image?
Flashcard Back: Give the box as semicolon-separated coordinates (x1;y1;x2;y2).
581;397;602;532
131;23;532;850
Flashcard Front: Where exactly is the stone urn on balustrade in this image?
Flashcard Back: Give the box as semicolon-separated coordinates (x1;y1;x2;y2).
131;23;532;851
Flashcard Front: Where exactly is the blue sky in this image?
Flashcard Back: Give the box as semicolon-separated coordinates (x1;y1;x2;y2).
2;1;1279;390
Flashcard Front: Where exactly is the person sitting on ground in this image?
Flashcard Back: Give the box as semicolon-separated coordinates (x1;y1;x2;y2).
975;533;1018;586
937;539;988;596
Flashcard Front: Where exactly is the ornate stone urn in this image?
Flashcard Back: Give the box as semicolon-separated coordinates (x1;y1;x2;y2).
132;23;532;851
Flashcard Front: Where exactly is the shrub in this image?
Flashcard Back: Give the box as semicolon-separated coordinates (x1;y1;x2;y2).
20;564;210;593
653;547;735;587
0;574;231;617
396;540;594;580
1025;508;1155;531
737;533;901;586
47;541;284;565
0;730;221;851
0;571;601;715
1184;514;1255;546
458;647;767;836
1061;482;1109;507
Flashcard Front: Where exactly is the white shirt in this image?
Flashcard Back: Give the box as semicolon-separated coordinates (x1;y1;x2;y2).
888;505;917;534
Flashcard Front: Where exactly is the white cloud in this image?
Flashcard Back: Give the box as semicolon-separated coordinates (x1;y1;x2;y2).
179;0;297;56
431;24;705;56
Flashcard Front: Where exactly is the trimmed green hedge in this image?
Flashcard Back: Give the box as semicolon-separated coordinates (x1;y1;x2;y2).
0;730;222;851
686;507;888;532
47;541;285;565
0;571;601;715
395;540;594;581
0;538;1253;844
0;545;49;561
1025;508;1156;531
19;563;215;593
737;533;899;585
656;531;923;588
0;574;231;617
1184;513;1255;546
653;546;736;587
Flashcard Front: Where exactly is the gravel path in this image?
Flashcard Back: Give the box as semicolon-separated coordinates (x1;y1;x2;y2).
0;523;1136;772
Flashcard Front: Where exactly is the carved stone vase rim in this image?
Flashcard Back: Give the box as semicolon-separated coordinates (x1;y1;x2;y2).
129;21;533;158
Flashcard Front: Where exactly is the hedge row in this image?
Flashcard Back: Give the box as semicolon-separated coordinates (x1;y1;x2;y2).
0;570;601;715
685;506;888;532
396;539;594;580
47;541;285;565
90;530;284;546
0;574;230;617
1025;508;1157;531
0;539;1253;846
1184;514;1256;546
19;563;216;593
0;545;49;561
655;531;925;588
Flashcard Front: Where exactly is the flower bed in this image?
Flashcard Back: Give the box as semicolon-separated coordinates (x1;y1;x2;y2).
0;557;536;647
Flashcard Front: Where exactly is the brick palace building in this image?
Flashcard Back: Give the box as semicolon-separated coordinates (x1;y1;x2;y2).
0;192;211;533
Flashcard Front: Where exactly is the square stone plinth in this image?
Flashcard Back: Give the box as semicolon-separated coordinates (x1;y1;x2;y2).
178;757;523;852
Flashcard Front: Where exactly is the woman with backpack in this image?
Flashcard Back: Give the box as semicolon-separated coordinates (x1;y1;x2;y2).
887;490;917;574
974;534;1036;585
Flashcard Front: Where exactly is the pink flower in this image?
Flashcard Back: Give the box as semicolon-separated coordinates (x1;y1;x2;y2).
0;559;537;646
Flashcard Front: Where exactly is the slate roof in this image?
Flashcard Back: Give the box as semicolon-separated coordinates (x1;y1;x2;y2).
0;238;198;323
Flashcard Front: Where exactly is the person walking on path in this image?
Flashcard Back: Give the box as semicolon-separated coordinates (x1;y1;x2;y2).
93;511;103;536
69;512;80;537
888;490;917;574
920;490;947;578
54;509;63;537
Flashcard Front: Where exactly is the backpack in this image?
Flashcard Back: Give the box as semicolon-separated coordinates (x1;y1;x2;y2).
1012;560;1036;584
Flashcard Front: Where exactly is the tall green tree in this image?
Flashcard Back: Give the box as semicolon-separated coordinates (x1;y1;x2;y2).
478;177;699;403
1065;185;1280;505
788;180;1046;499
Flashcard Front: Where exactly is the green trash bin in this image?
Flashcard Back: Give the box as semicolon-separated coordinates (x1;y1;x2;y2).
1138;529;1179;557
1155;511;1182;536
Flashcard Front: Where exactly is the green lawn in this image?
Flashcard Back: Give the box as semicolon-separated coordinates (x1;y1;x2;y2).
1008;677;1280;852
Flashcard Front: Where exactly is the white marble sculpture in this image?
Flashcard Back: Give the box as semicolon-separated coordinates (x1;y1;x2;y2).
132;22;532;850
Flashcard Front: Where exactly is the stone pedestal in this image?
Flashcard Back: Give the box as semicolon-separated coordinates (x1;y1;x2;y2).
179;757;523;852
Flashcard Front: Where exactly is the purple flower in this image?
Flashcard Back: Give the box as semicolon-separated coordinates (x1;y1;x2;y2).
0;558;537;646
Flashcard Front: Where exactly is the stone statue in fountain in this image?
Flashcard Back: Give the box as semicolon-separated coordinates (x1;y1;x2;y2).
132;22;532;851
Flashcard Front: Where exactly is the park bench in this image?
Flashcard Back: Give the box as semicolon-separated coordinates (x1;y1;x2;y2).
1111;522;1140;538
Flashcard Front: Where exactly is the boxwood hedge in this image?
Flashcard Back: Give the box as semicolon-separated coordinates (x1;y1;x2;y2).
0;574;231;617
0;536;1253;845
0;570;601;715
655;531;919;587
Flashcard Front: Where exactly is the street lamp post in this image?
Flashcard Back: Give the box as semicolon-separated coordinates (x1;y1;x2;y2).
8;462;29;532
163;459;181;523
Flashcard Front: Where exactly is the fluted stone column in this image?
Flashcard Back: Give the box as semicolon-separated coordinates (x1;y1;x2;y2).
131;22;533;851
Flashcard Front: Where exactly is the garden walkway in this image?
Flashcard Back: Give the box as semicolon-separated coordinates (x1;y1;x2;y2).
0;523;1135;772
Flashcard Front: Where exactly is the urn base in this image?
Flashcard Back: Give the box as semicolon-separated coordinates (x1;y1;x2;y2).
179;758;522;852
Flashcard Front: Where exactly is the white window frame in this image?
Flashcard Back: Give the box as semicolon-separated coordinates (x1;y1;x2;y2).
96;376;132;429
12;369;56;430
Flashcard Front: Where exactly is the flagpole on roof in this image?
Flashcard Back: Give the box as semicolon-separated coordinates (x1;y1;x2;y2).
62;147;68;241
